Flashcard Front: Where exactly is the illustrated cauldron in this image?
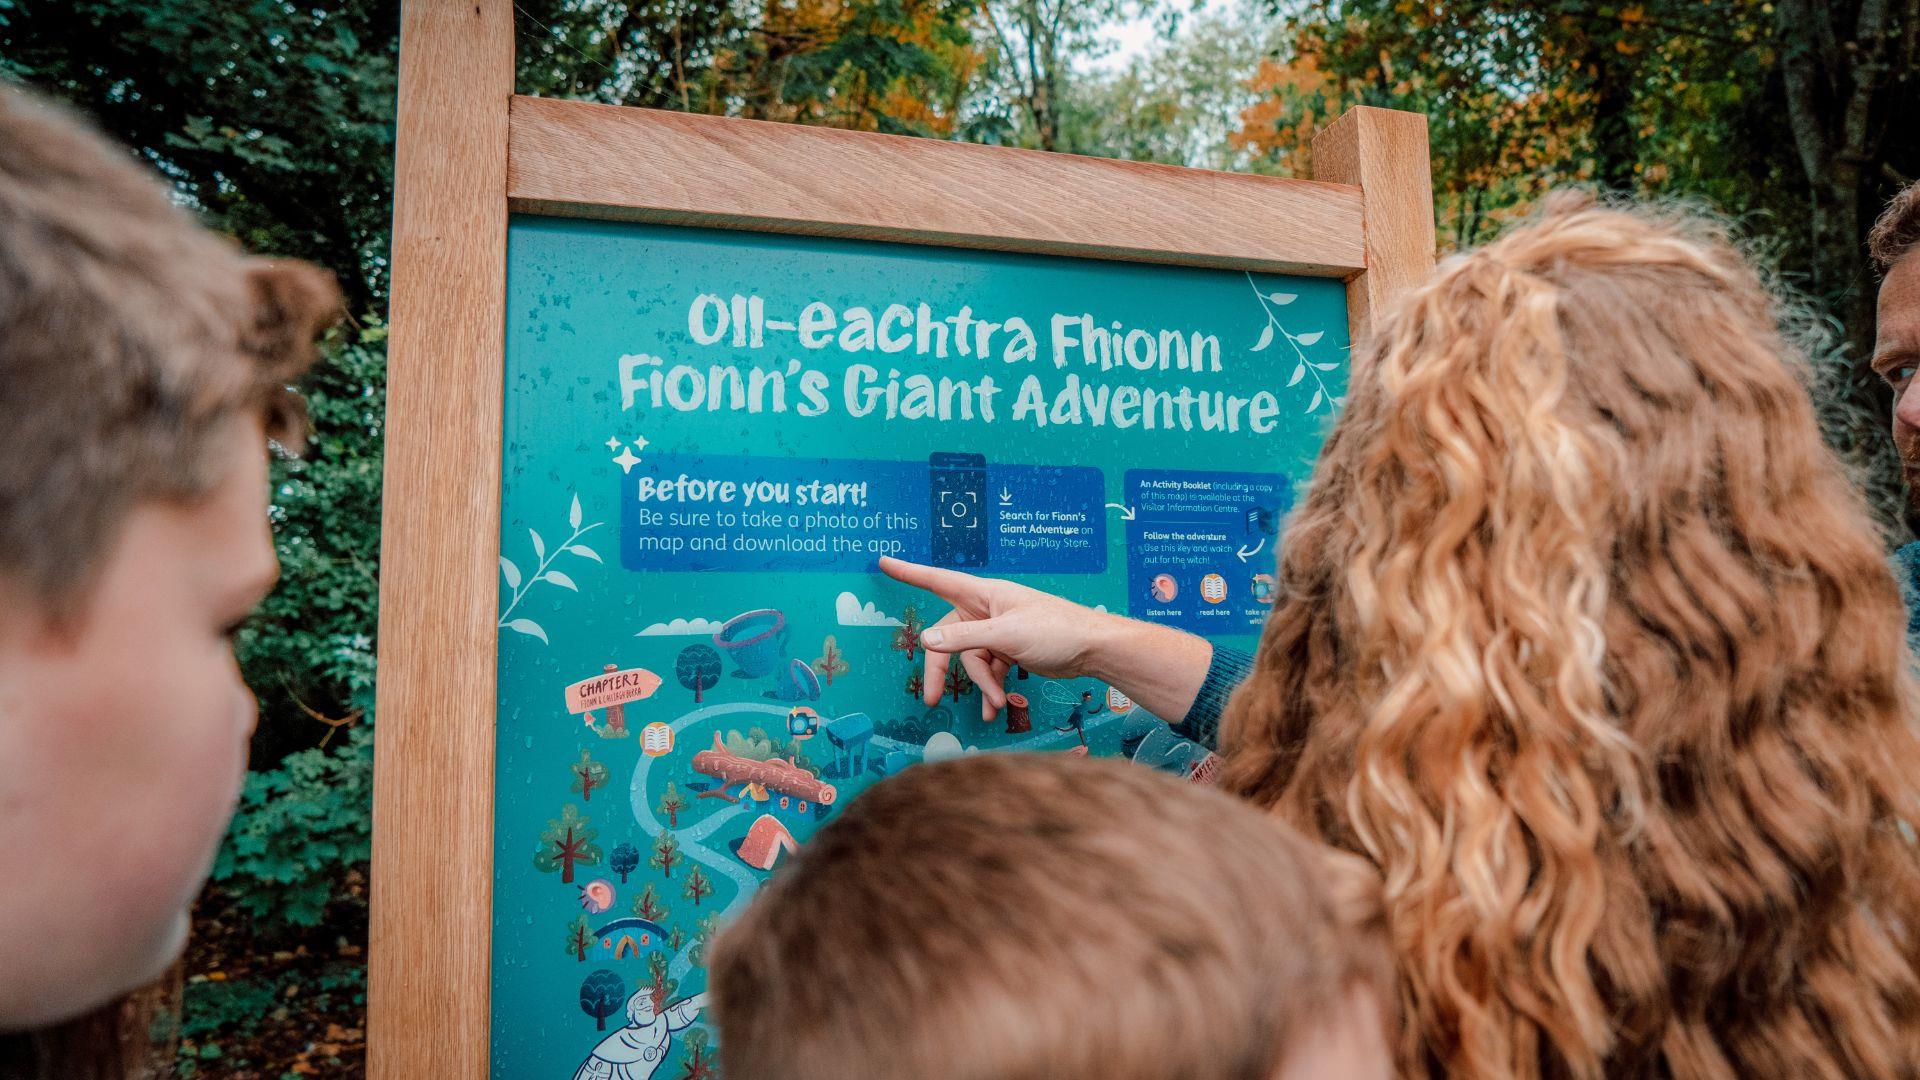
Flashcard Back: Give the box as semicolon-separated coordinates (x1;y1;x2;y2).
714;608;790;678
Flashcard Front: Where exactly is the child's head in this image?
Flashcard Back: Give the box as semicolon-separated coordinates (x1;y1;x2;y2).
0;85;337;1032
709;753;1393;1080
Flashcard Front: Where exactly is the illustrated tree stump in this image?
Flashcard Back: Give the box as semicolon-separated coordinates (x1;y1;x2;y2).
1006;692;1030;734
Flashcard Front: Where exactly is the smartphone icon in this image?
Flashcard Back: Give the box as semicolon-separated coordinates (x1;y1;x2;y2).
930;452;988;568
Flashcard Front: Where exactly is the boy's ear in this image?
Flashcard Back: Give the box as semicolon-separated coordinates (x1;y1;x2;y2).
1319;847;1385;931
240;259;342;376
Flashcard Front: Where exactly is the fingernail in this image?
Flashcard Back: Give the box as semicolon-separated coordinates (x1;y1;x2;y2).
921;627;944;648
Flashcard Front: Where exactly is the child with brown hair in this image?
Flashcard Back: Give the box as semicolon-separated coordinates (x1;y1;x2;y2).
0;84;338;1077
708;753;1393;1080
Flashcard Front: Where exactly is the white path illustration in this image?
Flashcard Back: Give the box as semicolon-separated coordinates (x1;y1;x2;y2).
627;695;1130;984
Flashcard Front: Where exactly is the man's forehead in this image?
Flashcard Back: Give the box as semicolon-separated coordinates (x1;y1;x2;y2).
1873;253;1920;345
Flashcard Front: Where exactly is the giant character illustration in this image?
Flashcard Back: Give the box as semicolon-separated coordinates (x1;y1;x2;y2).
571;988;708;1080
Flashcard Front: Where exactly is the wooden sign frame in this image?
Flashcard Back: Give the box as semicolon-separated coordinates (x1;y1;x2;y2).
369;2;1434;1075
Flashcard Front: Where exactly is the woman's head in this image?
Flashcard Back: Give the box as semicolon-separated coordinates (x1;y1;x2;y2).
0;83;337;1049
1221;191;1920;1078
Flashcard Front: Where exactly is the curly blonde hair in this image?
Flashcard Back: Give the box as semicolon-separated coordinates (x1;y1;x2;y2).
1220;191;1920;1079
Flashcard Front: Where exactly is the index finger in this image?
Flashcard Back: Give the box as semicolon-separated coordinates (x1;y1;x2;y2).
878;556;992;612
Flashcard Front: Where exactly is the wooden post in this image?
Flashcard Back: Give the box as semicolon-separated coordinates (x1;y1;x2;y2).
1312;106;1438;346
368;2;513;1078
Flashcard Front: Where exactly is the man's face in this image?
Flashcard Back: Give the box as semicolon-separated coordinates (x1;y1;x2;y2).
0;418;277;1028
1875;250;1920;508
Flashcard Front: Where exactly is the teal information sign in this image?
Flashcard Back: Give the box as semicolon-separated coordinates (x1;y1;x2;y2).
489;215;1349;1077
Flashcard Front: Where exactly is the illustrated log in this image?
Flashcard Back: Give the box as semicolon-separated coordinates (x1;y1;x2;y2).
691;734;838;805
1005;692;1031;734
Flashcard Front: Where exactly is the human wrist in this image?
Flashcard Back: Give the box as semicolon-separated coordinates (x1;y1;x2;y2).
1077;609;1135;686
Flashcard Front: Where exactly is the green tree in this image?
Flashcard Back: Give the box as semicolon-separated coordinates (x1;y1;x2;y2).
632;882;669;923
657;782;688;827
815;635;850;685
1234;0;1918;533
650;829;682;879
892;603;925;661
689;915;722;968
571;749;611;802
681;1028;718;1079
683;865;714;907
645;950;677;1004
0;0;399;311
565;914;595;961
534;805;602;885
972;0;1149;150
515;0;982;136
943;655;975;701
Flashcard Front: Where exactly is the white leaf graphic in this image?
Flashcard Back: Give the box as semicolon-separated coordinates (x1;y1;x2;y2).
1296;331;1325;346
530;528;546;561
505;618;549;644
1288;363;1306;387
500;556;522;590
1268;292;1298;305
568;545;603;563
1311;361;1340;371
569;493;583;531
542;570;580;592
1308;389;1324;413
1253;324;1275;352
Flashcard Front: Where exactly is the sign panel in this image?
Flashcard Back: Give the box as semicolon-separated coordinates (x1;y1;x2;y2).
487;217;1348;1076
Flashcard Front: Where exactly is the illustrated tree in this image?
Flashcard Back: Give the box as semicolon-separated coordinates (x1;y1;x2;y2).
681;1028;718;1080
944;656;975;702
689;915;722;968
534;804;602;885
645;950;678;1005
892;603;924;661
683;865;714;907
668;924;688;952
565;914;595;962
580;969;625;1031
657;781;687;827
675;643;723;702
814;635;849;685
650;829;682;879
631;882;669;923
609;841;640;883
570;749;610;802
905;671;926;700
